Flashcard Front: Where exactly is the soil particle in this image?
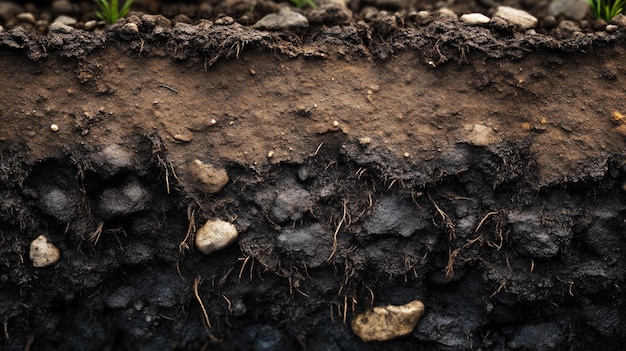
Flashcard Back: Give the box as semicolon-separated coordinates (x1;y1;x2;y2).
507;209;571;259
29;235;61;267
269;184;314;224
506;322;566;351
276;223;331;269
364;195;426;238
194;219;239;255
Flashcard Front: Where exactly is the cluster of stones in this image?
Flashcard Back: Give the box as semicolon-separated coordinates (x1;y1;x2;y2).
27;145;238;268
2;0;626;35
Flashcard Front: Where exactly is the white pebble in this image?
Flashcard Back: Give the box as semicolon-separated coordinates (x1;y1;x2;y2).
404;152;410;158
333;120;339;127
50;124;59;132
460;13;491;25
267;150;274;158
195;219;238;255
210;118;217;125
30;235;61;267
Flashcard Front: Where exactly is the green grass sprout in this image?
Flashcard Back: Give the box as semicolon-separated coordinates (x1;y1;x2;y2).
289;0;317;9
95;0;133;24
588;0;624;22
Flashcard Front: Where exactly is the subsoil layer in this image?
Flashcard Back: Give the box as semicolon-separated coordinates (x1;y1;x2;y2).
1;1;626;350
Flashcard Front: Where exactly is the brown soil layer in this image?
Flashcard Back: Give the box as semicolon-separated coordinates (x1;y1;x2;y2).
1;2;626;350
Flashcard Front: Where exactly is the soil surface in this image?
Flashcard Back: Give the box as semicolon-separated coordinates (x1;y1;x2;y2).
1;0;626;350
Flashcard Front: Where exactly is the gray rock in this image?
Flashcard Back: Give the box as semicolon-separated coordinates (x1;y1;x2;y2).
277;223;330;268
39;186;77;222
460;13;490;25
507;322;565;351
507;210;567;259
92;144;135;178
549;0;589;21
494;6;538;30
254;9;309;31
97;179;151;219
364;195;426;237
269;186;313;223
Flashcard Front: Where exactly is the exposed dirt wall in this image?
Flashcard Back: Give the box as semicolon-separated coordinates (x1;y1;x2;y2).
1;8;626;351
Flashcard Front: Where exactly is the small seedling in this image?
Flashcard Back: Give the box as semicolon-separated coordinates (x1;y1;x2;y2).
289;0;317;9
95;0;133;24
588;0;624;22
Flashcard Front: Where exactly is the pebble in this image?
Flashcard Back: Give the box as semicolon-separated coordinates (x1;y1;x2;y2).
84;20;97;30
195;219;238;255
50;124;59;131
30;235;61;268
173;132;193;142
17;12;36;24
214;16;234;26
493;6;538;30
358;137;372;145
606;24;618;32
254;9;309;31
460;13;490;25
53;15;76;26
49;22;73;33
351;300;425;342
0;25;3;32
189;159;229;194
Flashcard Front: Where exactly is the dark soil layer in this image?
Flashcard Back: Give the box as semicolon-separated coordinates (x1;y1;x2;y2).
1;1;626;350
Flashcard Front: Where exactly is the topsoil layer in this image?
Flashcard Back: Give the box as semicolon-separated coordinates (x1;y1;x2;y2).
1;0;626;350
